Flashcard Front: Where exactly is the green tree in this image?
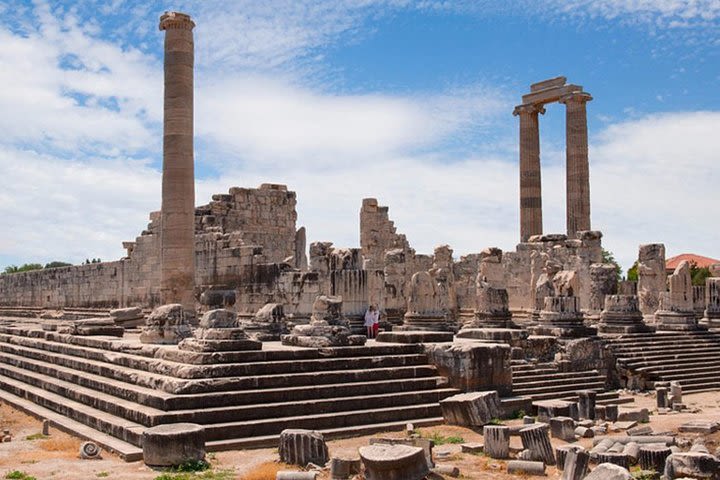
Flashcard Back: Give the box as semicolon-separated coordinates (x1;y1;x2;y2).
44;261;72;269
3;263;43;274
689;262;711;286
627;261;639;282
602;248;622;282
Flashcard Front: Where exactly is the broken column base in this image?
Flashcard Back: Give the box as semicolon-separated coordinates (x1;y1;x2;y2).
398;313;455;332
654;311;703;331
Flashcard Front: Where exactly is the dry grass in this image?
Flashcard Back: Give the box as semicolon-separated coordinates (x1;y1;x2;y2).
238;462;296;480
38;435;81;454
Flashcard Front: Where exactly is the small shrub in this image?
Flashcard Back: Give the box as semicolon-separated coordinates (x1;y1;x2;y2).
5;472;37;480
24;434;48;441
489;418;503;425
96;472;109;478
421;431;465;445
170;460;211;472
632;469;658;480
512;409;527;419
154;470;235;480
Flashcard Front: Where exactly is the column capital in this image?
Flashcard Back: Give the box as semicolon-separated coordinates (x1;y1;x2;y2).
513;103;546;117
559;91;593;105
159;11;195;31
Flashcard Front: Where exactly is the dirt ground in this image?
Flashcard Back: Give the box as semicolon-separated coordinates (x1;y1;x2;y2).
0;391;719;480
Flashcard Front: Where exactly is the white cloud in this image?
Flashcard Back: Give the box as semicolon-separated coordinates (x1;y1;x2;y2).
196;77;506;167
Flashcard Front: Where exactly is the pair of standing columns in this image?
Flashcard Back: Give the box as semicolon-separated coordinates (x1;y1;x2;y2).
514;92;592;242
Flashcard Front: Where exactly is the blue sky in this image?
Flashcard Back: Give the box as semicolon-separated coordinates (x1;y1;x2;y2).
0;0;718;273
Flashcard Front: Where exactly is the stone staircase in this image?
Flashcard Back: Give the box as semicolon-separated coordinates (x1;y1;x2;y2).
511;360;631;405
605;330;720;392
0;322;458;460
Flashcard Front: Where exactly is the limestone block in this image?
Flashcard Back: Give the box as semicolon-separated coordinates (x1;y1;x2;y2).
535;400;578;422
424;342;511;395
638;445;671;472
278;429;328;467
617;407;649;423
440;391;501;427
556;445;585;469
550;417;576;441
79;441;101;459
142;423;205;467
359;444;429;480
140;304;193;345
276;472;316;480
109;306;143;323
578;390;597;420
584;463;632;480
199;309;237;328
663;452;720;480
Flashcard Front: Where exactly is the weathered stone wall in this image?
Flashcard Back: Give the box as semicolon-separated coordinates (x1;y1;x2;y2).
501;231;604;311
0;184;299;309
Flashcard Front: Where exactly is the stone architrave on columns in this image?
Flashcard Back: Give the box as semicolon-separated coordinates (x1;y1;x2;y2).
513;103;545;242
560;92;592;238
159;12;196;310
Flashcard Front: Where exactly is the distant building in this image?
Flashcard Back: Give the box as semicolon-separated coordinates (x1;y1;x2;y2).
666;253;720;274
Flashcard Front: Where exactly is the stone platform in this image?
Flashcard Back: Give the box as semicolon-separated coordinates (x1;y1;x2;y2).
0;317;457;460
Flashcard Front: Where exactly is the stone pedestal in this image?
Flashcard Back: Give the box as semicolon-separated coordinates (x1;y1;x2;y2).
702;278;720;327
466;276;513;329
483;425;510;459
589;263;618;314
178;309;261;352
282;320;365;348
401;271;452;331
140;304;192;344
359;444;429;480
637;244;667;318
655;261;700;331
532;296;595;337
142;423;205;467
598;295;651;333
278;429;329;467
240;303;284;341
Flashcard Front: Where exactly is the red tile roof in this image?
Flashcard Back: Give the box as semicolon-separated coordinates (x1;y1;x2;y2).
666;253;720;271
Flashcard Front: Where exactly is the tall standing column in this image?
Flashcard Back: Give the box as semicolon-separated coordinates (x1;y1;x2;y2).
513;103;545;242
560;92;592;238
159;12;196;310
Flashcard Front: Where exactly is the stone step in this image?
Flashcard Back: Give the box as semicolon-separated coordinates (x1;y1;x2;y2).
610;343;720;355
165;377;448;410
522;387;607;403
511;362;557;371
200;403;443;441
0;341;438;394
618;350;720;366
0;332;430;378
681;381;720;393
0;357;456;426
644;363;720;378
512;375;605;390
513;371;599;383
0;362;164;426
512;380;606;397
160;389;459;425
0;388;143;461
0;374;145;446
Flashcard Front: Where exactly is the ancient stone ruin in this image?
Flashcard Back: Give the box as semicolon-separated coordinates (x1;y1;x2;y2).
0;11;718;480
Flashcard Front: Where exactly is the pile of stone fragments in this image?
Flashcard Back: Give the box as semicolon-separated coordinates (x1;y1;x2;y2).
434;385;720;480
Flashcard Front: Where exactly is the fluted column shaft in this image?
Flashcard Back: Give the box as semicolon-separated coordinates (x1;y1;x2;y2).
561;92;592;238
514;104;544;242
159;12;196;309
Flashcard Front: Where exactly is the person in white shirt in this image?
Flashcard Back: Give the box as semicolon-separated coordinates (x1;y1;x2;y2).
364;305;377;338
